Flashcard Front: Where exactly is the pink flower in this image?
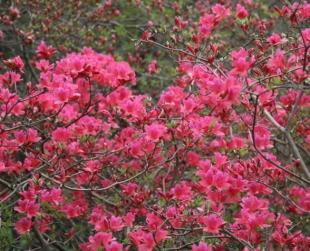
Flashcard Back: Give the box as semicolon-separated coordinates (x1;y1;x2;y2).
9;7;20;19
15;217;32;234
267;33;282;45
159;86;185;109
192;242;212;251
301;28;310;45
24;153;41;171
0;71;22;86
232;57;251;75
146;213;163;230
52;127;71;142
228;136;245;149
241;195;269;212
171;182;193;201
0;30;4;41
299;4;310;20
266;49;286;74
253;125;272;149
175;16;188;29
212;4;230;20
231;48;251;76
109;216;124;232
199;14;216;38
213;171;230;190
129;230;156;251
14;199;40;218
236;4;249;19
201;214;225;234
27;128;41;143
88;232;113;251
120;96;146;120
61;200;87;219
36;41;56;59
155;228;168;242
145;123;167;142
35;59;53;72
187;151;201;166
41;188;63;205
0;161;6;172
123;212;136;227
3;56;24;72
84;160;101;173
181;97;198;115
106;61;136;86
148;60;158;74
105;241;123;251
36;217;51;233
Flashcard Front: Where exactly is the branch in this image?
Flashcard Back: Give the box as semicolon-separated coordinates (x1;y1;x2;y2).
33;227;50;250
223;229;254;249
140;39;227;77
250;98;309;185
264;109;310;179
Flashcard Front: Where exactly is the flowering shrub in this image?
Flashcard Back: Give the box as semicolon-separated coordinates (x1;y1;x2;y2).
0;1;309;251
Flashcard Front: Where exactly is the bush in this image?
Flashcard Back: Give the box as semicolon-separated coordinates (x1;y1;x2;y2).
0;1;309;250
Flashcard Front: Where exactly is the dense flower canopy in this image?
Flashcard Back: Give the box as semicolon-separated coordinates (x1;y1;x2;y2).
0;1;309;251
